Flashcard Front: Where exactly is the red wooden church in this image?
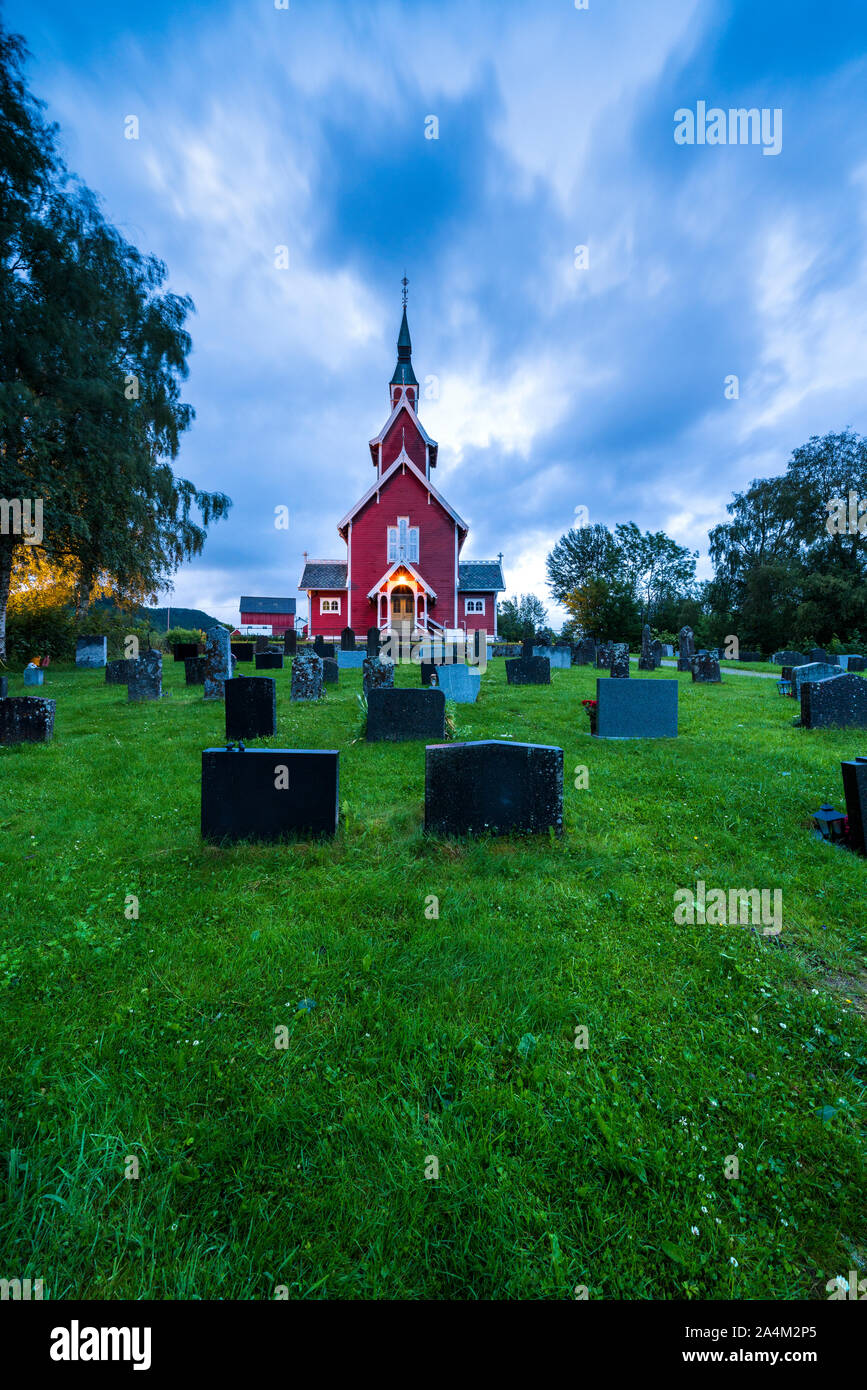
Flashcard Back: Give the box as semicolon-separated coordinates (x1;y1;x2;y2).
300;291;505;641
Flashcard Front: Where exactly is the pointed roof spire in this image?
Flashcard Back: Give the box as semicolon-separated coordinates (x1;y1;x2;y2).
390;275;418;387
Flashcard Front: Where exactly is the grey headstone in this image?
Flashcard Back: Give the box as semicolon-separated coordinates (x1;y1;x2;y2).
128;649;162;701
638;624;654;672
433;664;481;703
791;663;842;700
362;655;395;697
533;645;571;669
291;652;324;701
596;642;613;670
610;643;630;679
424;740;564;836
366;687;446;742
75;636;107;668
203;627;232;700
677;626;695;672
337;649;365;669
595;677;678;739
23;666;44;686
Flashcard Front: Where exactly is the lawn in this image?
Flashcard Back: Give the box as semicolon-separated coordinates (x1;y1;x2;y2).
1;656;865;1300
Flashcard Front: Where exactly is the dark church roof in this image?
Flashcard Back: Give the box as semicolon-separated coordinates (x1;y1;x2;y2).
458;560;505;592
240;595;296;614
299;561;348;590
390;305;419;387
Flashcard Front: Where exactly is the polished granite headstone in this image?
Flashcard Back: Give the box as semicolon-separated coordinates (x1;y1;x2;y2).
791;662;842;700
185;656;206;686
105;659;131;685
847;655;866;673
595;676;678;739
573;637;596;666
533;645;571;669
255;636;269;653
322;658;339;685
291;652;324;701
75;636;107;668
203;626;232;700
362;654;395;697
806;647;836;666
771;650;808;667
283;630;297;656
841;756;867;854
173;643;201;661
651;639;663;668
340;627;356;651
424;740;564;836
128;649;162;701
691;650;722;683
638;624;655;672
231;643;255;662
366;626;381;657
255;651;283;670
433;664;481;703
313;636;335;659
201;747;338;843
610;643;630;679
225;676;276;741
0;695;56;744
801;673;867;730
505;655;550;685
366;687;446;742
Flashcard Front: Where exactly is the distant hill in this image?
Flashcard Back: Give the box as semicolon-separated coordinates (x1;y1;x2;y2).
89;599;225;631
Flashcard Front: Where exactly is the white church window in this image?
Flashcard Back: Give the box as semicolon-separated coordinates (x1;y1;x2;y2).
320;598;341;614
465;598;485;614
387;518;419;563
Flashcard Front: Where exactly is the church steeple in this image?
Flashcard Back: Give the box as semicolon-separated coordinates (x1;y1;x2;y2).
390;277;418;406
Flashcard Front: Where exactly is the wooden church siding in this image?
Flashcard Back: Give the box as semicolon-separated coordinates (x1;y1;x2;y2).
348;467;456;631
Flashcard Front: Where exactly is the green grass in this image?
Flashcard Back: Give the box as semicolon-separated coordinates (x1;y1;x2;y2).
1;657;865;1300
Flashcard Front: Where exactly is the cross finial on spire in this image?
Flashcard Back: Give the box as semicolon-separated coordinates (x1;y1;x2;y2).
401;273;409;308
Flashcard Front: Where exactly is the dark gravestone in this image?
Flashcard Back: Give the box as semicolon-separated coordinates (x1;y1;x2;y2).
75;636;107;668
173;643;201;661
771;650;807;667
231;643;255;662
801;673;867;730
322;658;338;684
677;626;695;672
425;740;564;836
0;696;56;744
610;643;630;679
595;677;678;739
791;663;841;701
366;687;446;742
313;636;335;659
807;647;835;666
128;649;162;701
505;656;550;685
638;624;654;672
847;656;866;673
420;662;436;686
105;659;131;685
255;651;283;670
738;651;762;663
841;756;867;854
255;636;269;654
362;655;395;697
340;627;356;651
185;656;206;686
201;748;338;843
291;653;324;701
651;639;663;669
225;676;277;741
366;626;381;657
596;642;613;671
521;637;534;661
691;650;722;683
284;630;297;656
573;637;596;667
203;627;232;700
0;677;6;699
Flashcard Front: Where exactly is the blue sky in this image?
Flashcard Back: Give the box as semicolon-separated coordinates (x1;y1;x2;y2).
7;0;867;625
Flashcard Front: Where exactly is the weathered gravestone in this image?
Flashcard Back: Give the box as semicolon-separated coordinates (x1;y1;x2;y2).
340;627;356;651
801;673;867;730
291;652;324;701
75;636;107;669
322;658;339;685
595;677;678;739
807;647;836;666
284;630;297;656
203;627;232;700
737;651;762;663
0;696;56;744
366;626;381;657
362;654;395;697
314;636;335;659
677;626;695;672
201;747;338;843
23;665;44;686
185;656;206;686
255;651;283;670
691;650;722;683
105;659;130;685
791;663;842;701
841;756;867;854
651;639;663;668
573;637;596;666
366;687;446;742
596;642;613;671
255;636;270;654
610;643;630;679
432;664;481;703
425;740;564;836
128;649;163;702
231;643;254;662
225;676;277;741
771;650;807;667
506;654;550;685
173;643;201;661
638;625;655;672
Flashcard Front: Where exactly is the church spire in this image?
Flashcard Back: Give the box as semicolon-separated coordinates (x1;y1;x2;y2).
390;276;418;398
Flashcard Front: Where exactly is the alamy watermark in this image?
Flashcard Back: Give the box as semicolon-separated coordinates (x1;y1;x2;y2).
674;881;782;935
826;493;867;536
0;497;43;545
674;103;782;156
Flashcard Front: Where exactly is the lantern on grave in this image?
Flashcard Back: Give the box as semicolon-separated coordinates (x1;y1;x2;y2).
812;803;847;843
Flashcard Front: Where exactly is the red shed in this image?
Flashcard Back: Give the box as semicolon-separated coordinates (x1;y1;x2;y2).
239;596;296;636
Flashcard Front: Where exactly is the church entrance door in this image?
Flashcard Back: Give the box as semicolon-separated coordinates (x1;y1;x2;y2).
390;585;414;628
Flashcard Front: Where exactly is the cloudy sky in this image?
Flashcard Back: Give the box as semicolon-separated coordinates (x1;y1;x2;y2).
7;0;867;626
